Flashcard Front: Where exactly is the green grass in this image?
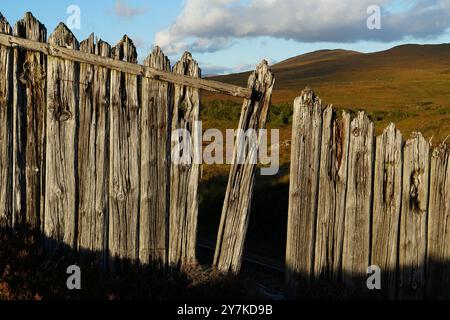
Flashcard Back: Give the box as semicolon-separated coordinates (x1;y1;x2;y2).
206;44;450;144
202;100;293;126
198;44;450;268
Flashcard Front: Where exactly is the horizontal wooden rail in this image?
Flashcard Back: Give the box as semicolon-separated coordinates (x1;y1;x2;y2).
0;33;253;99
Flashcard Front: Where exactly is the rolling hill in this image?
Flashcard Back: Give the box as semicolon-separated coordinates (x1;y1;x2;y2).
205;44;450;143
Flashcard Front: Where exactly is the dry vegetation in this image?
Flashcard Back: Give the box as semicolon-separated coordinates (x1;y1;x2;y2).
199;44;450;267
207;44;450;144
2;44;449;300
0;230;265;300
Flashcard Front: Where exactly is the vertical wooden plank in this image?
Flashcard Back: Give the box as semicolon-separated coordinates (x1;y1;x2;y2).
314;108;351;282
426;143;449;299
12;12;47;231
399;133;430;300
331;111;351;282
371;124;403;299
168;52;201;268
285;88;322;295
342;111;374;296
44;23;79;250
213;61;275;274
78;34;110;267
109;35;140;269
0;13;13;229
139;47;171;267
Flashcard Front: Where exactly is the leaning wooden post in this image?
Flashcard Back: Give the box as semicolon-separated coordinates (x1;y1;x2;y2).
168;52;201;268
12;12;47;232
0;13;13;229
399;133;430;300
213;60;275;274
285;88;322;296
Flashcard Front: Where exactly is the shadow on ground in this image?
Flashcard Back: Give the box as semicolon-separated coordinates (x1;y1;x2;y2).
0;226;265;300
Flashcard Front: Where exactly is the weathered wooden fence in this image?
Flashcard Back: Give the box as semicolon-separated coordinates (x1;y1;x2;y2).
2;12;449;301
286;88;450;299
0;12;272;271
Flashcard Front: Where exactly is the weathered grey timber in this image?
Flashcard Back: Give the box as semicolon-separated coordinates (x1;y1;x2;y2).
0;13;13;228
314;107;350;282
285;88;322;296
399;133;430;300
108;35;140;269
213;60;275;274
342;112;374;296
44;23;79;251
371;123;403;299
12;12;47;230
426;142;450;299
77;34;111;267
139;47;171;266
168;52;201;268
0;32;252;99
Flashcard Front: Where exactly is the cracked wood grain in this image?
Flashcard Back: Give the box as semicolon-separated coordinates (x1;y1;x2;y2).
44;23;79;251
213;61;274;275
0;13;13;228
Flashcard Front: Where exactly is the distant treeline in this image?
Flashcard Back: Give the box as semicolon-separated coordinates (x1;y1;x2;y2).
202;100;293;126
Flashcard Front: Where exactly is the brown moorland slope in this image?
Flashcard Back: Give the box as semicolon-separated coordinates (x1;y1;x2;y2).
205;44;450;142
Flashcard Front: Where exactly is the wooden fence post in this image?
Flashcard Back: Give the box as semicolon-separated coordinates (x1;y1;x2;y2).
213;61;274;274
140;47;172;266
371;123;403;299
12;12;47;231
77;34;111;267
426;143;449;299
108;35;140;269
44;23;79;251
314;107;350;282
0;13;13;229
342;111;374;297
285;88;322;295
399;132;430;300
168;52;201;268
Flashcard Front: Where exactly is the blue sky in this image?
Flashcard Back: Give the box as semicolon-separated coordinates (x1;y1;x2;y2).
2;0;450;74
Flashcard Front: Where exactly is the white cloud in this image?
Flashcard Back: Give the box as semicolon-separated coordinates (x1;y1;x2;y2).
113;0;149;18
201;62;253;76
155;0;450;55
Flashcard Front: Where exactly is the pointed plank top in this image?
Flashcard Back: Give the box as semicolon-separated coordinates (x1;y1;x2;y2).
173;51;201;77
49;22;79;49
80;33;95;53
144;46;170;71
432;141;448;159
80;34;111;58
406;132;429;147
295;87;321;108
112;35;137;63
14;12;46;42
381;122;402;138
252;59;275;89
0;12;12;34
